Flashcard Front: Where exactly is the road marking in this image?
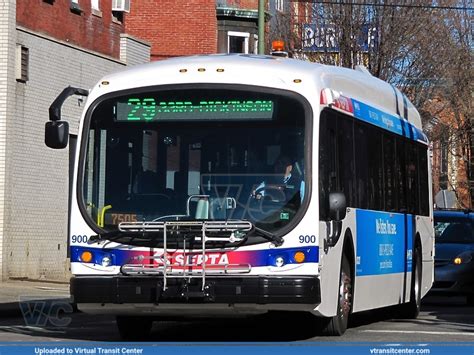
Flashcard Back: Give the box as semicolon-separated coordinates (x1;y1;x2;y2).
362;330;474;336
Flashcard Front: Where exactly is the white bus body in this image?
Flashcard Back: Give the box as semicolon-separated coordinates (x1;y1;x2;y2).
46;54;434;337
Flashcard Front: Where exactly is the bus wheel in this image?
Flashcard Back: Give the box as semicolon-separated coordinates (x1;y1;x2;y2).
400;245;422;319
116;316;153;340
321;254;352;336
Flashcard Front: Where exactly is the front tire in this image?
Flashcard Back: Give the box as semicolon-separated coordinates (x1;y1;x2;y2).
116;316;153;340
321;254;352;335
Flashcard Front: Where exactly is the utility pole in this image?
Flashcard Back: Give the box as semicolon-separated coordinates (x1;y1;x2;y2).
258;0;265;54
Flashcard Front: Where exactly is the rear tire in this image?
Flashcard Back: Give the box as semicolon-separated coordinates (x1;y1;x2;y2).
321;253;352;336
400;245;422;319
116;316;153;340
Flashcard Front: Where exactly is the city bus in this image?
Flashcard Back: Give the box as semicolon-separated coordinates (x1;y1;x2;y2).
45;54;434;338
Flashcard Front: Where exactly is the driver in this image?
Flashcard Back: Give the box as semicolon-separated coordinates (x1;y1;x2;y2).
251;156;304;203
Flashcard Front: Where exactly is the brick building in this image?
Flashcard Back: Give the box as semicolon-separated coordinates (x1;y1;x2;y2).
428;98;472;209
125;0;261;60
0;0;149;281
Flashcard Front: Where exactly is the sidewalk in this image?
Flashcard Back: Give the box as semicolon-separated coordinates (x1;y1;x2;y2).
0;279;71;317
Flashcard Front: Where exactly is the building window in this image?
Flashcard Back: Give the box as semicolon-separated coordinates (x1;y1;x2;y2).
112;11;124;23
91;0;99;10
275;0;284;12
70;0;83;14
112;0;130;22
16;45;29;83
227;31;250;54
91;0;102;16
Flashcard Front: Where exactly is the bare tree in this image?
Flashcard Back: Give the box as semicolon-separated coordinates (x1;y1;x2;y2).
268;0;473;207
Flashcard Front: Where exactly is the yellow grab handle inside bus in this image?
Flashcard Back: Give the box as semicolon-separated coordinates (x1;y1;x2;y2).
98;205;112;227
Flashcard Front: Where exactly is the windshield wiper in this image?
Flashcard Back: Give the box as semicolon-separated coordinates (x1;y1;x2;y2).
250;226;284;246
88;230;121;244
88;229;161;245
88;222;283;247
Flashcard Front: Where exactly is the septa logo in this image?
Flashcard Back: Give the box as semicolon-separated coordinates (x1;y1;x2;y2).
156;252;229;266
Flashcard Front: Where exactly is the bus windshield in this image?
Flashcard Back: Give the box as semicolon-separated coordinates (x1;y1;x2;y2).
82;86;308;233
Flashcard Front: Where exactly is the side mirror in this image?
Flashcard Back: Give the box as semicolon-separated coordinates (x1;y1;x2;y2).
45;121;69;149
329;192;347;221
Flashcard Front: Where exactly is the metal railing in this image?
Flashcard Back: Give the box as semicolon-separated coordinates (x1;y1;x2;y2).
119;220;253;291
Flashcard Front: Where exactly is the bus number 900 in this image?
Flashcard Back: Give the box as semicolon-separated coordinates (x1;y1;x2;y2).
299;235;316;244
71;235;88;244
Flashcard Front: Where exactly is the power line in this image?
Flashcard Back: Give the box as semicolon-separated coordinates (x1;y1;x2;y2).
291;1;474;11
291;13;470;18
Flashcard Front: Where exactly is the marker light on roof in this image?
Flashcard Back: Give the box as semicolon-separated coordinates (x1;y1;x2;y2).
272;40;285;52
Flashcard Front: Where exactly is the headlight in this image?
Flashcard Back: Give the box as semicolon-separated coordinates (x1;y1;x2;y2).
275;256;285;267
453;251;473;265
101;255;112;267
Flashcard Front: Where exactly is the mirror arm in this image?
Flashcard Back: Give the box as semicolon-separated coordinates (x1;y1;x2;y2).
49;86;89;122
324;220;342;253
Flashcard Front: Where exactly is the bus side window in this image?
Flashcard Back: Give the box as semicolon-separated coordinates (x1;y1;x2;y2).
396;138;407;212
406;143;419;214
383;134;397;211
418;145;429;216
355;124;368;209
367;126;384;211
337;113;355;208
319;110;337;220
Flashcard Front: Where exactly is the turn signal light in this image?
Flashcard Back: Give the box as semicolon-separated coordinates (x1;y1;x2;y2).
294;251;306;263
80;251;93;263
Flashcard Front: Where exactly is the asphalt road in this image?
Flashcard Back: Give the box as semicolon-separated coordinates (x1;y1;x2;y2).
0;295;473;343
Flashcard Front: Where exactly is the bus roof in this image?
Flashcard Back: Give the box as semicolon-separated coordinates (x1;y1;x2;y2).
89;54;422;130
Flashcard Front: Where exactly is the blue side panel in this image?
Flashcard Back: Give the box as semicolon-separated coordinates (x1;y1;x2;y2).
351;99;428;143
356;210;412;276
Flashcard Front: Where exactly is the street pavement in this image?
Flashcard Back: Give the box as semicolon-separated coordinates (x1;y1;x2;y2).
0;279;70;317
0;280;473;343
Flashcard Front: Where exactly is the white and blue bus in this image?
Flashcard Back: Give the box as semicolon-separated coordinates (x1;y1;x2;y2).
45;54;434;338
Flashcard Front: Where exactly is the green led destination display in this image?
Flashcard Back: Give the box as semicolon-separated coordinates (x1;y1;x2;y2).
115;98;274;121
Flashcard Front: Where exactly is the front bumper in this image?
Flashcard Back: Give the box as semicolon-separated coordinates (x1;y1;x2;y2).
71;275;320;305
431;264;474;296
